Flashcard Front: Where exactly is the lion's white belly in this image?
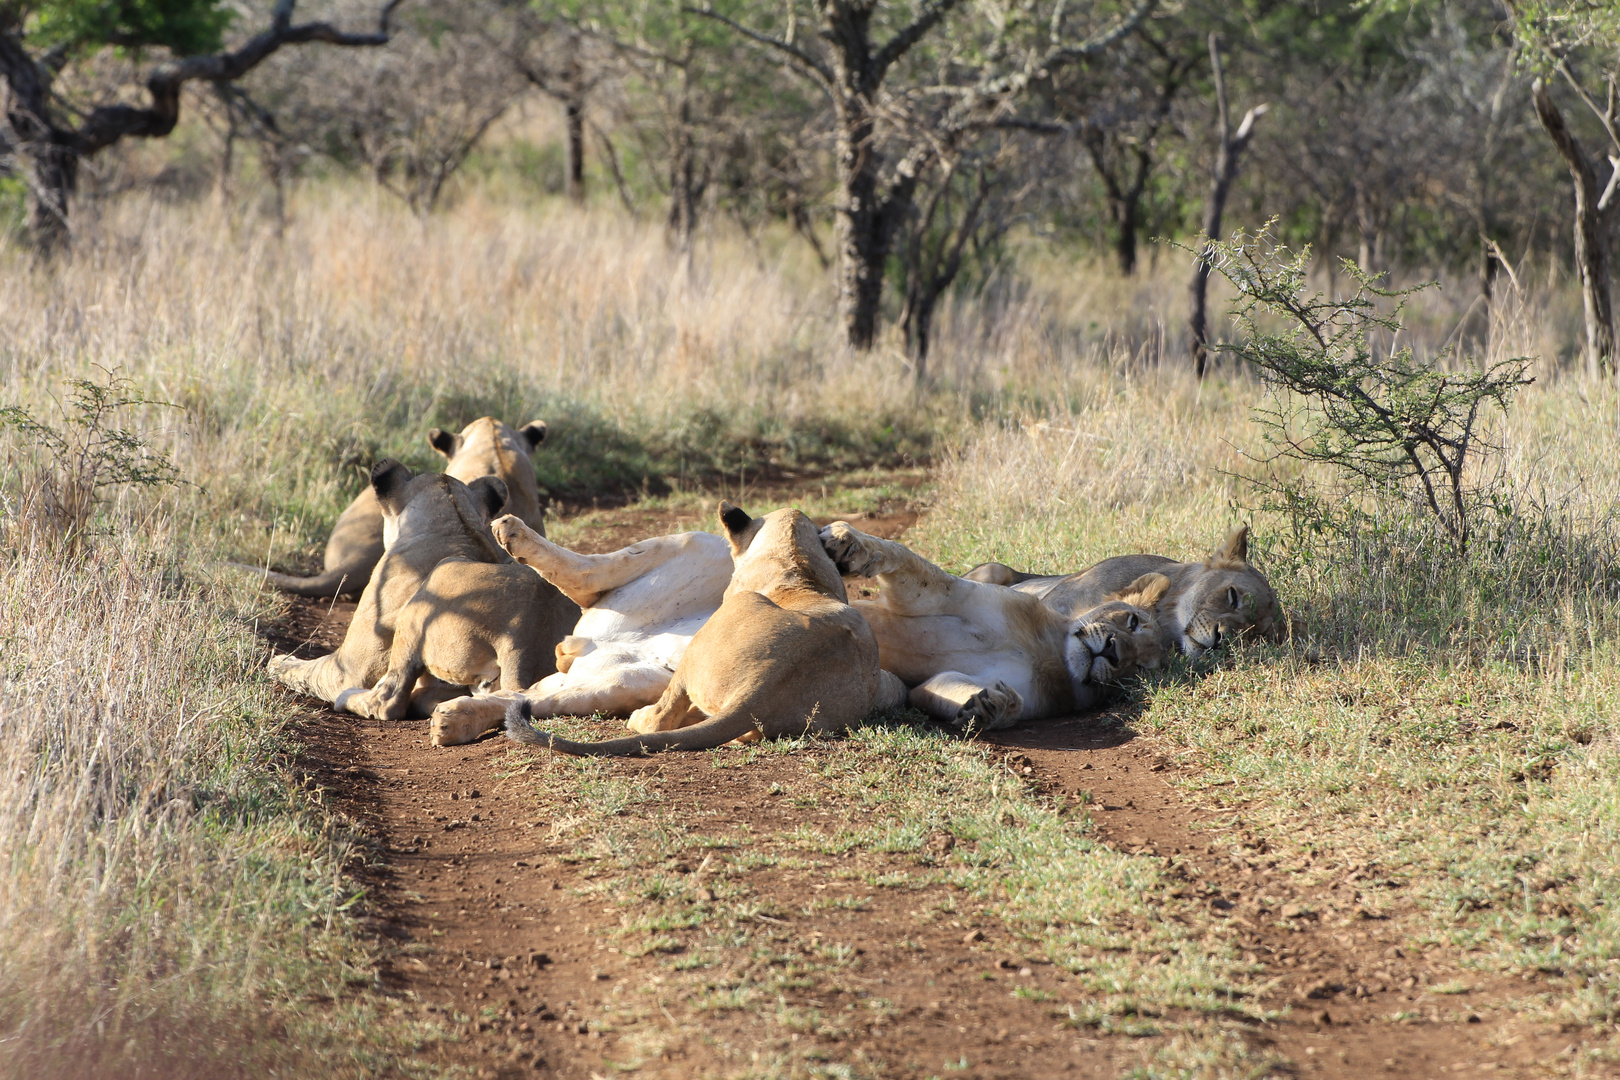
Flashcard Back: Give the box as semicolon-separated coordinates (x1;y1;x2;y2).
564;535;731;670
859;605;1039;705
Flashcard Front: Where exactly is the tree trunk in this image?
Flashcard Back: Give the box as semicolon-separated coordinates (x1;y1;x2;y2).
834;102;888;351
1533;79;1616;374
24;138;75;257
2;31;73;256
562;45;586;203
1189;36;1265;378
666;87;701;248
1113;196;1139;276
564;98;585;202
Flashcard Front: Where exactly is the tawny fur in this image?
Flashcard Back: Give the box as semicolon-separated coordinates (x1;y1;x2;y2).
428;518;733;746
235;417;549;598
504;504;905;756
823;523;1170;733
964;526;1285;656
268;460;577;720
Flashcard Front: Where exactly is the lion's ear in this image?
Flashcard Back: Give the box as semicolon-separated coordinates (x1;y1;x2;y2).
1109;571;1170;610
468;476;509;520
520;420;548;451
1209;525;1250;568
428;428;460;459
371;459;414;505
719;502;752;536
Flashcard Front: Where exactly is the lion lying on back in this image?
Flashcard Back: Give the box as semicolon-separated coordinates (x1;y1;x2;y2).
964;526;1284;656
504;504;906;756
427;517;733;746
820;523;1171;732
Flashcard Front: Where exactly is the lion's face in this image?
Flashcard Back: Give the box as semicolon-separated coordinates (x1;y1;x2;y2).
1064;572;1170;687
1066;600;1168;686
1170;528;1284;656
1174;568;1284;655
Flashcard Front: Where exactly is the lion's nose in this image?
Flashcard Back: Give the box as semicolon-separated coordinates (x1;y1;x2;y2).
1099;634;1119;664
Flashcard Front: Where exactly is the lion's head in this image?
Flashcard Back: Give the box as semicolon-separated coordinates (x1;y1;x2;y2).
1171;526;1284;656
373;458;511;556
1066;572;1171;687
427;417;549;532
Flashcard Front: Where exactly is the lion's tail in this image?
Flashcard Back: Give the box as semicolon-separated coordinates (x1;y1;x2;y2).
226;562;364;599
503;697;757;757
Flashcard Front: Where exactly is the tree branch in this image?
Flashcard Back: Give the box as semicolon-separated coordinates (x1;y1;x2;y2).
874;0;966;80
1599;155;1620;214
66;0;404;155
1035;0;1156;74
939;0;1156;133
682;6;833;88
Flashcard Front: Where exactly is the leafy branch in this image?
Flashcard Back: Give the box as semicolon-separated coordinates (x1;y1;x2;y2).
0;370;185;553
1199;226;1535;553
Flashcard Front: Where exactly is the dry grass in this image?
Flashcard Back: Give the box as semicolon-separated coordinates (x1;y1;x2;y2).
912;281;1620;1072
4;177;1619;1075
0;514;454;1076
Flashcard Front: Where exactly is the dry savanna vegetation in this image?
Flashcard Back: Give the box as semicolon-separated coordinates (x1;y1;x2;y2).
3;184;1618;1078
4;0;1620;1075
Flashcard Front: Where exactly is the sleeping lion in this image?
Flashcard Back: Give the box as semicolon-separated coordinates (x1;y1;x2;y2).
820;522;1170;732
964;526;1285;656
503;504;905;755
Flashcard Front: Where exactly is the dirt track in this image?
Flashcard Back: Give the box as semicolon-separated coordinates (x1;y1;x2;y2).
266;504;1587;1078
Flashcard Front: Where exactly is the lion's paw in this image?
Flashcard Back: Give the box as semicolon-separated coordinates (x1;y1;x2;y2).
430;695;509;747
490;514;533;558
951;681;1023;735
335;686;386;720
819;521;882;578
268;653;301;680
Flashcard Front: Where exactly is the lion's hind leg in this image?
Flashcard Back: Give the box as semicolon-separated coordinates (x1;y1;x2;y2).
492;517;707;608
271;652;361;705
819;523;967;615
431;690;524;746
909;672;1024;735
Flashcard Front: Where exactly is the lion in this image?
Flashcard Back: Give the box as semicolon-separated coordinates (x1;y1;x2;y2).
269;459;578;719
426;516;734;746
241;417;550;599
504;503;906;756
820;523;1171;732
963;525;1284;657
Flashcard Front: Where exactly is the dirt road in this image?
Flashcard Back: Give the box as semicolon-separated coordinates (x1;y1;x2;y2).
266;503;1582;1078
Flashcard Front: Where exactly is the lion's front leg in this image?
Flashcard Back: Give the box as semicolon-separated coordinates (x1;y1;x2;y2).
339;664;418;721
819;523;968;616
909;672;1024;735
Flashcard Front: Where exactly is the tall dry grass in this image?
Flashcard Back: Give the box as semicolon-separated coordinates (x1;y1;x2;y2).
3;177;1618;1071
0;514;393;1076
910;261;1620;1052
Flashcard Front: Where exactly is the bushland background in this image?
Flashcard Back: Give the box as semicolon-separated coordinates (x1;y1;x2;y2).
3;0;1620;1076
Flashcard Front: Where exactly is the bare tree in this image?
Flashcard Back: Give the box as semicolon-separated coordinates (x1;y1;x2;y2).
336;3;527;213
1188;34;1265;378
506;18;609;203
1530;78;1617;372
0;0;401;254
1060;26;1195;275
896;132;1040;374
689;0;1154;350
1506;0;1620;372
